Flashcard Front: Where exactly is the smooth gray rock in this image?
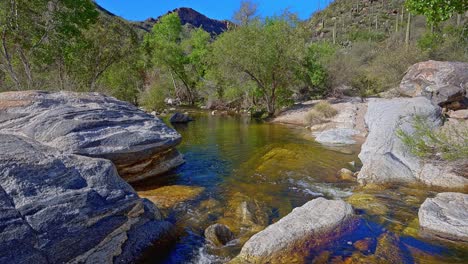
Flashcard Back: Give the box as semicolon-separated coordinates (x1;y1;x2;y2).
0;134;173;264
233;198;355;263
314;128;359;145
204;224;235;247
399;60;468;107
0;91;184;182
419;192;468;242
357;97;467;189
169;112;193;123
358;97;440;185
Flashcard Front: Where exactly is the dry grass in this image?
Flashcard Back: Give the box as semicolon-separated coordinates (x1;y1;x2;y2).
305;110;324;125
313;101;338;118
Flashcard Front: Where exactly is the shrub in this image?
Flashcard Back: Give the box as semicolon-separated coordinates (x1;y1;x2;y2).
313;101;338;118
139;83;169;111
305;110;324;126
397;116;468;161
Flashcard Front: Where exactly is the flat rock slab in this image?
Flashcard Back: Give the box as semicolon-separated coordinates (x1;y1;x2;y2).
232;197;355;263
0;134;172;264
314;128;360;145
419;192;468;242
0;91;184;182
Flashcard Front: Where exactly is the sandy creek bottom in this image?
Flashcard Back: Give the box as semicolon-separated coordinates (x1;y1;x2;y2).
132;112;468;264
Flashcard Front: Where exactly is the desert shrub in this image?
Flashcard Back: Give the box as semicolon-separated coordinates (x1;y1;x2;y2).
313;101;338;118
305;110;325;126
397;116;468;161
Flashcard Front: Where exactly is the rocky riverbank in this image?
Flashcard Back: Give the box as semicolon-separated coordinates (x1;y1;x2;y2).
271;60;468;247
0;91;185;263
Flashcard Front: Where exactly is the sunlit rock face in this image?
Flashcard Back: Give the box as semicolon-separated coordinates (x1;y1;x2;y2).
419;192;468;242
399;60;468;109
0;134;172;264
231;197;356;263
357;97;468;190
0;91;184;182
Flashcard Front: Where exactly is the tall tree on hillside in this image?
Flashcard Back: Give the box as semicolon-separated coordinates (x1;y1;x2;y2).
233;0;259;26
0;0;98;90
406;0;467;27
210;16;307;116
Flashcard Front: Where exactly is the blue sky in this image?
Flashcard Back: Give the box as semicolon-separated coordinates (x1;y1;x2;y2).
95;0;333;21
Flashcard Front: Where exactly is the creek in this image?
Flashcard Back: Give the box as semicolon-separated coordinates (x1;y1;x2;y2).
133;111;467;264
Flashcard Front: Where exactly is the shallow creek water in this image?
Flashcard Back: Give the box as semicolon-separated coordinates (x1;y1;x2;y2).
133;111;468;264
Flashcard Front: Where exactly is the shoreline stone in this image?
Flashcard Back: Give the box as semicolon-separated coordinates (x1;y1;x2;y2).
231;198;356;263
0;91;184;182
0;134;173;264
419;192;468;242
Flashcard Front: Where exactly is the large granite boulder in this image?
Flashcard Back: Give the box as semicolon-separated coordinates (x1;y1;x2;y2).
0;134;173;264
231;198;356;263
0;91;184;182
358;97;440;184
419;192;468;242
357;97;468;189
399;60;468;108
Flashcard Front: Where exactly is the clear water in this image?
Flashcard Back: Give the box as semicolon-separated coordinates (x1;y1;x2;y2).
133;111;468;264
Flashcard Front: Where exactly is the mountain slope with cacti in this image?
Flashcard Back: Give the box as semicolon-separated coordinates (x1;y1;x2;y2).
307;0;466;46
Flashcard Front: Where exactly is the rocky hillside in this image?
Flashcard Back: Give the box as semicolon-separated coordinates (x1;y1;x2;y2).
137;8;231;35
308;0;464;44
95;3;230;36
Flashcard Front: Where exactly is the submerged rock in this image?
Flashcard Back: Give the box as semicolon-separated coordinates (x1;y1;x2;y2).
0;134;172;264
419;192;468;242
231;198;356;263
0;91;184;182
399;60;468;108
204;224;235;247
338;168;356;181
346;193;389;216
138;185;205;210
169;112;193;123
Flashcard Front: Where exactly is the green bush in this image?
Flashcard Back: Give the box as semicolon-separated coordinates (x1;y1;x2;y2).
397;116;468;161
139;83;169;111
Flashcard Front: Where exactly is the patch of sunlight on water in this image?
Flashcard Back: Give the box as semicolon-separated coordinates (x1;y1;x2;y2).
132;110;468;264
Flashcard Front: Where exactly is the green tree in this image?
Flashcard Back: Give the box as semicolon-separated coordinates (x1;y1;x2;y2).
210;16;307;116
406;0;467;26
144;13;210;105
68;16;139;92
0;0;98;90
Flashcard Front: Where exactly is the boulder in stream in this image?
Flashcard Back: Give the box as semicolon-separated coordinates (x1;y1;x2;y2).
231;197;356;263
419;192;468;242
0;91;184;182
204;224;235;247
0;134;173;264
169;112;193;123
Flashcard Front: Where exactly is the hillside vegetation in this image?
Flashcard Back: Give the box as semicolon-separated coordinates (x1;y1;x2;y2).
0;0;466;116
